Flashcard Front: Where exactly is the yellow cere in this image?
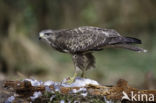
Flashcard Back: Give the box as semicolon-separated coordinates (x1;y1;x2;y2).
39;33;44;37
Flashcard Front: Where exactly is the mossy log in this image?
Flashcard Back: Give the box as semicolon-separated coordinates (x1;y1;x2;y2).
3;79;156;103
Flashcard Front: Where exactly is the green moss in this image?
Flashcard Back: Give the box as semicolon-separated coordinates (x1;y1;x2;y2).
33;91;107;103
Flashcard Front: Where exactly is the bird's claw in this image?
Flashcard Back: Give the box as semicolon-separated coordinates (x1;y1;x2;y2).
64;76;75;84
63;72;77;84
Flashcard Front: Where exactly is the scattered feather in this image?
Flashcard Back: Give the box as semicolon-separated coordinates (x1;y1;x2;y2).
72;88;86;93
44;81;54;86
54;82;61;92
30;91;42;101
81;92;88;97
50;95;56;102
60;100;65;103
24;79;43;86
62;77;99;87
5;96;15;103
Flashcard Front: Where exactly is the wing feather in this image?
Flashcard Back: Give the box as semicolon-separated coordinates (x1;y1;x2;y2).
55;26;121;53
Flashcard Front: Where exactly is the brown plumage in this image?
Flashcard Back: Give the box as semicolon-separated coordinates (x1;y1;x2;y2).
39;26;147;79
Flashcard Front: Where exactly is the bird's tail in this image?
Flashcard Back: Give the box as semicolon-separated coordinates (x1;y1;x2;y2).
114;44;147;53
124;37;142;44
109;37;142;44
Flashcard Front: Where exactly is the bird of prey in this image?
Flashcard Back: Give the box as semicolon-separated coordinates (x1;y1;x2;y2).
39;26;147;83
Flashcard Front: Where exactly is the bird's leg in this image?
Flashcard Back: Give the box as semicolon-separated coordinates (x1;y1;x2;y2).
81;62;88;78
81;70;85;78
65;67;79;84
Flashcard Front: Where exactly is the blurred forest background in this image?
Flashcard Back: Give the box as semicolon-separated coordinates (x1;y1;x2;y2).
0;0;156;89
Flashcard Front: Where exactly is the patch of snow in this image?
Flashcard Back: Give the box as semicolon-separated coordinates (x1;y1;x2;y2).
44;81;54;86
60;100;65;103
5;96;15;103
72;88;86;93
30;91;42;101
62;77;99;87
24;79;43;86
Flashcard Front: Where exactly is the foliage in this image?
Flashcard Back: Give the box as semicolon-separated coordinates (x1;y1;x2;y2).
0;0;156;87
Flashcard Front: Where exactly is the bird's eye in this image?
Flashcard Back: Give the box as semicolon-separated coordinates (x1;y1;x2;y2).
46;33;50;36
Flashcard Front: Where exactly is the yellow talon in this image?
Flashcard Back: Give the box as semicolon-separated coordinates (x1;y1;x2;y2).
65;72;77;84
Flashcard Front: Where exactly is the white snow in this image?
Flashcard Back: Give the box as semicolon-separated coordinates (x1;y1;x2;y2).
5;96;15;103
62;77;99;87
30;91;42;101
24;79;43;86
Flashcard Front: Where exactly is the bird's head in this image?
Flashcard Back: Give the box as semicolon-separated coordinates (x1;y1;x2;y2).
39;30;56;43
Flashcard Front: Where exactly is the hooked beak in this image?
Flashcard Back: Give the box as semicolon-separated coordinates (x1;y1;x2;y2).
38;37;42;40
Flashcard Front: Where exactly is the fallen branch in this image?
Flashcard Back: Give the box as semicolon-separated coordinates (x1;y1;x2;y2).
3;79;156;103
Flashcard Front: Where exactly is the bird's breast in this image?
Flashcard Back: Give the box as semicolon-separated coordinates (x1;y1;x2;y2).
50;43;68;53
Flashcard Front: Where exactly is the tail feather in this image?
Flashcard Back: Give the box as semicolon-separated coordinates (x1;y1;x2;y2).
124;37;142;44
115;44;147;53
109;37;142;44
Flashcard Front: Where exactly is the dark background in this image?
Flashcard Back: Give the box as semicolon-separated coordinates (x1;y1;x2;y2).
0;0;156;89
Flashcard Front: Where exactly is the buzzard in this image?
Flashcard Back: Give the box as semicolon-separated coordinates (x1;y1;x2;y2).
39;26;147;83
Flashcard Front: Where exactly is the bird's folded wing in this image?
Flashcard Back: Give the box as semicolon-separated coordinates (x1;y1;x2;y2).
56;26;121;53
